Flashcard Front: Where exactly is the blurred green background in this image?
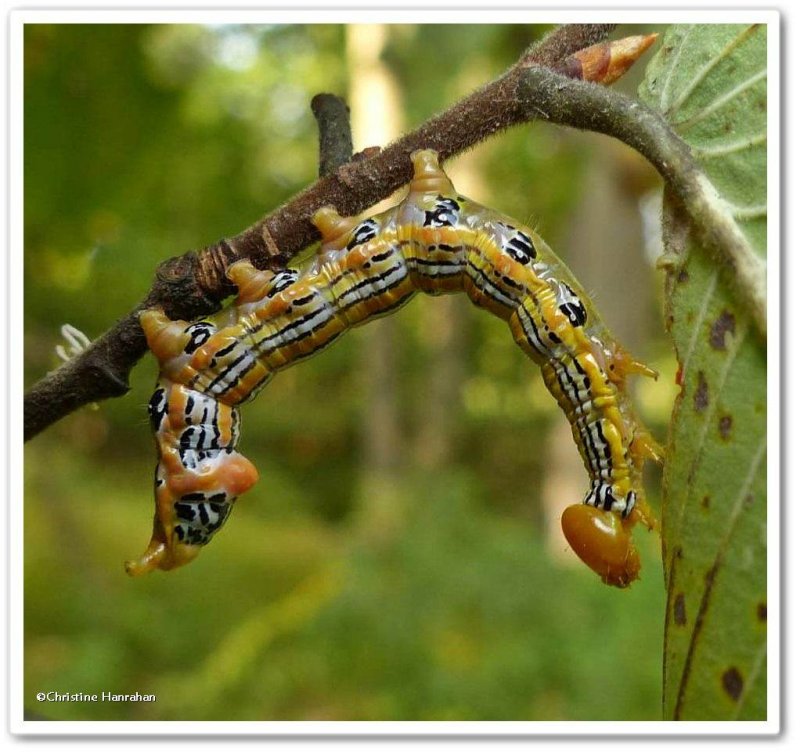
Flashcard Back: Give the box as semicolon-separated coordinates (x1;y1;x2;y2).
24;23;676;721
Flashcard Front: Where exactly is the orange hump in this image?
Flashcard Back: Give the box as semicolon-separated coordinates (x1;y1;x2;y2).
409;149;456;195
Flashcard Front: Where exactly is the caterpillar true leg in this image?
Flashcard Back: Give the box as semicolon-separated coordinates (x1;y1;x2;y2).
133;149;660;586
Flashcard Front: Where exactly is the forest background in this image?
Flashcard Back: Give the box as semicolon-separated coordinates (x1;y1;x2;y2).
24;23;680;721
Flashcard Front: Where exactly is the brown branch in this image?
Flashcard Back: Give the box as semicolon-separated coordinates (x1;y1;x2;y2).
311;93;354;178
25;24;622;442
222;24;620;268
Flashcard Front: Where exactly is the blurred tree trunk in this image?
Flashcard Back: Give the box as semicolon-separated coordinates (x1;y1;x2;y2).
565;136;657;347
346;25;407;542
412;295;467;471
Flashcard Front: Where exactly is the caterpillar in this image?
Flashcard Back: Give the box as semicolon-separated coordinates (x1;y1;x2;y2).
128;149;661;587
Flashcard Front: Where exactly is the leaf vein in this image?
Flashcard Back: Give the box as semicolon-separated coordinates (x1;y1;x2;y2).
680;270;719;384
729;203;768;220
733;631;768;719
666;24;762;119
673;429;766;719
659;26;694;113
669;312;743;587
673;67;767;134
693;132;767;159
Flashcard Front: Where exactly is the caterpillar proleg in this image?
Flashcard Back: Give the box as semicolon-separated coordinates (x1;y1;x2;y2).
129;150;661;587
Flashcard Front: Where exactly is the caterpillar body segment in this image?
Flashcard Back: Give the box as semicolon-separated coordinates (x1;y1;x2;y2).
132;149;660;586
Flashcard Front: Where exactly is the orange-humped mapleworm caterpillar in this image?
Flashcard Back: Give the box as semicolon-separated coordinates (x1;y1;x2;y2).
128;149;662;587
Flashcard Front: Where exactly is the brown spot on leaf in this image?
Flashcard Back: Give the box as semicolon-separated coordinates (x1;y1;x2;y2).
673;593;686;626
718;414;733;440
757;602;767;622
700;495;710;510
677;268;689;283
710;310;736;350
722;667;744;701
694;371;709;411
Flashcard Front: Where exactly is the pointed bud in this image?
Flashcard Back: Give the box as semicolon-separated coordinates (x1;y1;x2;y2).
558;34;658;85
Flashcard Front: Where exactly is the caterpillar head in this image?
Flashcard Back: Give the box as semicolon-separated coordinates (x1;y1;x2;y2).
560;504;641;588
126;448;259;576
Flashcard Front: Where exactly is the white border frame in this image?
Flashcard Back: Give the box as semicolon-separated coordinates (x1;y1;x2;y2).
6;2;782;738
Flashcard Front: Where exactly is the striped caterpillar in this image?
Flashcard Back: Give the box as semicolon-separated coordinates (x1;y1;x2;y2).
129;150;661;587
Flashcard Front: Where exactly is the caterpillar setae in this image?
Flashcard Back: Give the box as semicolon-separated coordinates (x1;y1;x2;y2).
129;149;662;587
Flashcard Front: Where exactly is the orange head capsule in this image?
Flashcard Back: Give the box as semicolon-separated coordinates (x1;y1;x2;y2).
561;503;641;588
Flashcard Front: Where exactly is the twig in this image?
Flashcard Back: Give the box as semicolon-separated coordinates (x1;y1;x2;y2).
311;93;354;178
222;24;619;268
25;24;633;441
516;66;767;341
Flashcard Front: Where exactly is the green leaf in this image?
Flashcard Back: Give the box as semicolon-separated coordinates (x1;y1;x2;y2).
638;24;768;721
